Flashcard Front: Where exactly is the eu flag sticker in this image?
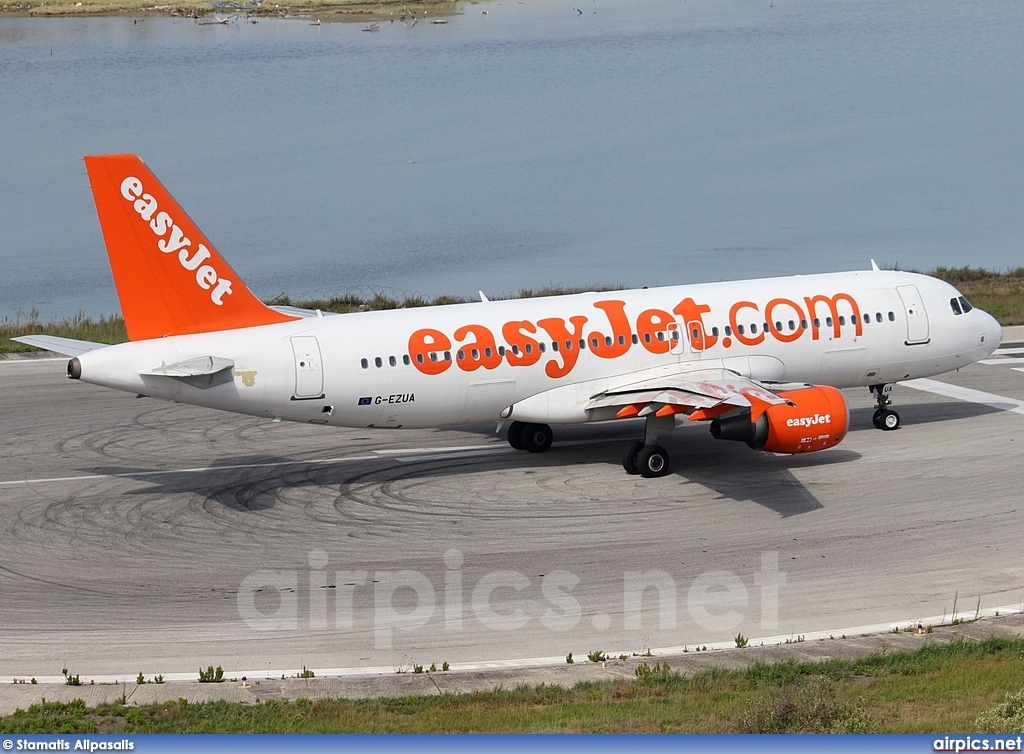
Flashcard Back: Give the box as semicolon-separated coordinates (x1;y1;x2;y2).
357;397;373;406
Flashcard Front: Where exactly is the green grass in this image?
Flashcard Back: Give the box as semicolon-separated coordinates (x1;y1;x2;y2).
2;637;1024;733
3;268;1022;354
931;267;1024;326
1;309;127;353
0;286;625;353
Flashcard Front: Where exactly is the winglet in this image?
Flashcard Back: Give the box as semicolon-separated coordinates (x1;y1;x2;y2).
84;154;297;341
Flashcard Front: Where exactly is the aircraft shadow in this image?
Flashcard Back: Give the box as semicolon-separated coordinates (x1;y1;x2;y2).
83;396;992;518
849;400;1001;430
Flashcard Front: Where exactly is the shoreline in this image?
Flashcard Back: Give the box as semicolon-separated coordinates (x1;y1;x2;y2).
0;0;462;20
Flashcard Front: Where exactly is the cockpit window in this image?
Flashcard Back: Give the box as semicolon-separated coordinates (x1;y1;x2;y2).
950;297;962;315
959;296;973;313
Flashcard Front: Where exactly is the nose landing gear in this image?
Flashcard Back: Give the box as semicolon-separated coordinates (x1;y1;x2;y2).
869;384;900;430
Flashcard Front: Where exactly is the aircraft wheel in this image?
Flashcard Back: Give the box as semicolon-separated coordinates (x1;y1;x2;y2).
622;441;644;475
521;423;553;453
637;444;671;478
871;409;883;429
507;420;526;450
880;410;900;431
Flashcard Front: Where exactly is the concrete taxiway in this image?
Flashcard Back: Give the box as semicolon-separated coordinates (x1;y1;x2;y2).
1;331;1023;688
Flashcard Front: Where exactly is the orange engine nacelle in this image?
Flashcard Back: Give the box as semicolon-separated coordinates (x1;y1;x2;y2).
709;386;849;454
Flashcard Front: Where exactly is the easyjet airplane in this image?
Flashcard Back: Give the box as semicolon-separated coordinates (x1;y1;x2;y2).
16;155;1003;477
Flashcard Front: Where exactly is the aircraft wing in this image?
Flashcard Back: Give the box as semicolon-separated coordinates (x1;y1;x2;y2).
10;335;109;357
510;366;801;424
584;368;795;422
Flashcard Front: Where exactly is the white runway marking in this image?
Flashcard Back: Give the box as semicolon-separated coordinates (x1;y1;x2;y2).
0;456;375;487
7;604;1020;685
980;357;1024;365
376;445;504;456
0;357;65;366
0;447;515;487
903;378;1024;416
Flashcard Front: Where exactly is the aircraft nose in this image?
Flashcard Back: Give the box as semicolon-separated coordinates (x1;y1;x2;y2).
984;311;1002;353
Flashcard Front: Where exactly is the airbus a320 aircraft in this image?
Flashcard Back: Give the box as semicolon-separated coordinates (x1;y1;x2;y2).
16;155;1002;478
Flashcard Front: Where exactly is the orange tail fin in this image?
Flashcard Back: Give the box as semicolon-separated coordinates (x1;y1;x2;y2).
84;154;297;341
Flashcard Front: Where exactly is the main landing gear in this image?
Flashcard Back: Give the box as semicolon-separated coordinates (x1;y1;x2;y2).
869;383;900;431
622;415;675;478
505;416;675;478
506;420;553;453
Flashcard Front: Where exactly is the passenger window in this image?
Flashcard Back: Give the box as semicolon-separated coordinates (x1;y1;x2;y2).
551;341;559;352
875;312;882;323
750;323;758;334
511;345;520;355
632;334;639;344
800;320;807;329
775;321;782;331
444;351;452;362
604;336;612;347
485;347;493;357
617;335;625;346
429;352;438;362
725;326;732;336
671;330;680;341
788;320;795;331
416;354;424;364
457;350;465;361
644;332;652;343
738;324;745;335
565;340;573;351
498;346;505;356
403;355;410;366
360;358;368;369
374;357;382;368
813;318;820;328
539;342;546;353
389;356;396;367
839;316;846;326
950;297;962;315
591;337;600;348
711;327;719;337
579;339;586;350
888;311;895;321
657;331;665;342
471;348;479;359
524;344;532;355
863;313;870;324
691;327;700;339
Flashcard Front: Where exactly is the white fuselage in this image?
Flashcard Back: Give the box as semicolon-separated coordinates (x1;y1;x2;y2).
73;270;1001;429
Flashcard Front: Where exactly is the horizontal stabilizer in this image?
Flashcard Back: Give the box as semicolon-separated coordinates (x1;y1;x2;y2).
141;355;234;378
10;335;108;357
269;305;339;319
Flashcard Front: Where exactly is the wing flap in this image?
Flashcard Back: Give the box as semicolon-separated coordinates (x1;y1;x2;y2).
582;368;794;421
